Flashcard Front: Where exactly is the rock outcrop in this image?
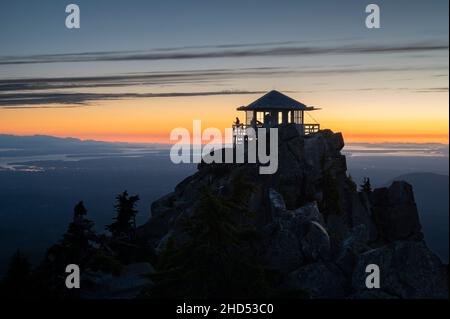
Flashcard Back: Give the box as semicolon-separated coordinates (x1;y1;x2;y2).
352;241;448;299
372;182;423;242
137;126;448;299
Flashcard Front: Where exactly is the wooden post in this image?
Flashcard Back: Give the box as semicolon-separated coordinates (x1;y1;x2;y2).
282;111;288;124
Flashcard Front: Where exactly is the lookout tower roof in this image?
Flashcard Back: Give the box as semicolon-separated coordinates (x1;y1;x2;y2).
237;90;318;111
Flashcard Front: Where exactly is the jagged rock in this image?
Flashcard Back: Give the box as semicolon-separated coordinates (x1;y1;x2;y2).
335;224;371;276
291;202;324;225
352;241;448;299
139;129;348;232
303;134;328;174
136;211;176;247
301;221;331;261
372;181;423;242
136;127;448;299
82;262;154;299
350;192;377;242
150;192;176;218
155;230;173;254
276;201;324;235
309;130;346;176
264;226;304;273
283;262;348;298
269;188;286;216
325;213;351;245
279;123;301;141
154;227;191;255
264;200;330;269
135;193;180;247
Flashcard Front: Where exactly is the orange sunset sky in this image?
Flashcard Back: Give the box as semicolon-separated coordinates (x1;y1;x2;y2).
1;91;448;144
0;1;448;144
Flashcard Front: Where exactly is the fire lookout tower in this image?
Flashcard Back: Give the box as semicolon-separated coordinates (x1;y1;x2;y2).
233;90;320;144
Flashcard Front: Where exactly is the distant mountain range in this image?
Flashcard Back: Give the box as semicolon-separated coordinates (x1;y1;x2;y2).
0;134;110;148
0;134;119;157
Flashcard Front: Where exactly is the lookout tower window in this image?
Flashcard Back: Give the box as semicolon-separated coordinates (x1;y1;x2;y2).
245;111;254;125
293;110;303;124
257;112;267;124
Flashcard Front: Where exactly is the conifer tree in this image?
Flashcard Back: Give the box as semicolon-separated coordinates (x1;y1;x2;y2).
44;201;96;276
106;191;140;239
360;177;372;193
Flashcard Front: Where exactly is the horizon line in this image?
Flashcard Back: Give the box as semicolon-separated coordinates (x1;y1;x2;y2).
0;132;448;146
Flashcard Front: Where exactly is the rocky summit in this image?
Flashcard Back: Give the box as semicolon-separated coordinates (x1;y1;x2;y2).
137;126;448;299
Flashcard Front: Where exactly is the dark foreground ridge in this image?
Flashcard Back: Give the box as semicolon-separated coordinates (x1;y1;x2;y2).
4;126;446;299
137;126;448;299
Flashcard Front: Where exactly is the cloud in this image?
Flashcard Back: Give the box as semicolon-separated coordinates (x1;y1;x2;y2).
0;90;266;108
0;67;288;92
0;65;445;93
412;87;449;93
1;60;446;107
0;41;447;65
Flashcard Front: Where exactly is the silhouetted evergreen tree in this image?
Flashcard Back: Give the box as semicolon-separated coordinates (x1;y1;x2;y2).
360;177;372;193
0;250;31;299
105;191;152;264
32;201;97;298
106;191;140;239
51;201;96;265
143;189;269;298
26;197;152;298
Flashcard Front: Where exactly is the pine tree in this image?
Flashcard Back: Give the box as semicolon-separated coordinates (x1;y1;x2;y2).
360;177;372;193
43;201;96;283
60;201;96;262
106;191;140;239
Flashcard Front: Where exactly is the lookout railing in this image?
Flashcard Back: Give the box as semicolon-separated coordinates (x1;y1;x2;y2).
232;123;320;144
302;123;320;134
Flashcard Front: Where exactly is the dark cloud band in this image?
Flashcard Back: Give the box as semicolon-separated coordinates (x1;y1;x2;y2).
0;41;447;65
0;90;266;108
0;65;444;93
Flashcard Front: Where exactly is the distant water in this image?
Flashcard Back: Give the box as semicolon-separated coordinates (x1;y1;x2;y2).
0;148;167;171
2;142;448;170
343;143;449;158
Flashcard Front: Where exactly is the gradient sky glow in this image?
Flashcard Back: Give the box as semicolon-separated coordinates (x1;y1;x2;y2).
0;0;448;143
